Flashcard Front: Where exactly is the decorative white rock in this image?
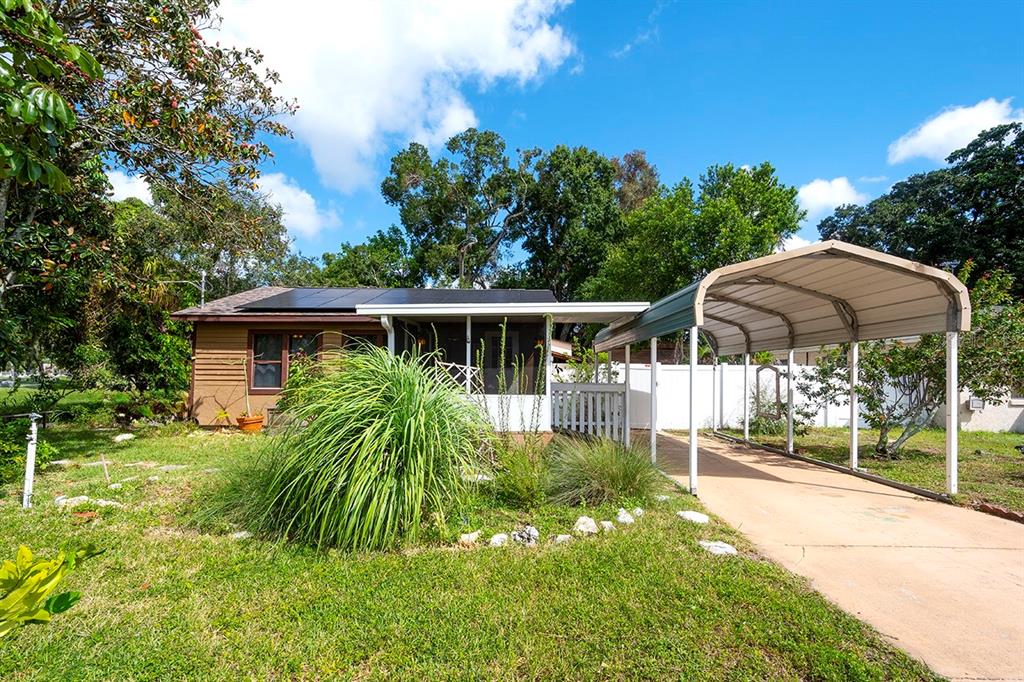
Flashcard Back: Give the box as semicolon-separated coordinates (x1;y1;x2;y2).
599;520;616;532
229;531;252;540
677;510;710;524
146;475;160;482
656;494;671;502
49;459;74;468
573;516;599;536
511;526;540;546
553;534;573;545
699;540;738;556
632;507;645;517
55;495;90;508
158;464;187;472
461;471;493;483
94;499;124;508
458;531;481;546
489;533;509;547
113;433;135;443
616;508;636;524
108;483;123;490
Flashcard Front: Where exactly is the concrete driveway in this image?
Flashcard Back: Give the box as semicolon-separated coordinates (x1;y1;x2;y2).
656;432;1024;681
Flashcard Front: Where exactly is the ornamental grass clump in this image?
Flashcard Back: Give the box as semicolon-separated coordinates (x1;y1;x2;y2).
253;346;490;551
547;436;662;506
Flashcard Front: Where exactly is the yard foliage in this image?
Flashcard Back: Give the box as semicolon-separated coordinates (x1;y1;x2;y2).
547;436;663;506
0;544;101;638
798;266;1024;456
234;347;491;550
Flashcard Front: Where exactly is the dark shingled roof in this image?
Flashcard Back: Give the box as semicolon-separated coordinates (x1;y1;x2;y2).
172;286;557;317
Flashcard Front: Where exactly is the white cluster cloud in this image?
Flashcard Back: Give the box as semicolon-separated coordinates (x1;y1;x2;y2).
107;171;152;203
797;177;866;224
258;173;341;240
887;97;1023;164
780;234;815;252
216;0;575;192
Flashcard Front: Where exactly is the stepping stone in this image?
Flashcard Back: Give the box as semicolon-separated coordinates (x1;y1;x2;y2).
158;464;187;472
573;516;598;536
55;495;89;508
113;433;135;443
229;531;252;540
553;534;573;545
146;475;160;482
616;508;635;524
511;526;539;546
125;461;158;469
49;459;74;468
489;533;509;547
94;499;124;508
699;540;738;556
82;461;106;468
599;520;616;532
458;531;480;547
677;510;710;524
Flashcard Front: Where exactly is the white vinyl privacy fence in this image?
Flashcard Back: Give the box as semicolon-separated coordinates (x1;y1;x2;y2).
556;362;858;431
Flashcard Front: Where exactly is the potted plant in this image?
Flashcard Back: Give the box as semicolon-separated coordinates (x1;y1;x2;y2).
236;360;265;432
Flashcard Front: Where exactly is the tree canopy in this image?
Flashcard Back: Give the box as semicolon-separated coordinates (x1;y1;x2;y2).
818;123;1023;294
584;162;803;302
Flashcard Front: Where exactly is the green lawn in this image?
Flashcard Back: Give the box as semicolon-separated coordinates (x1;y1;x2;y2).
0;426;937;680
720;426;1024;512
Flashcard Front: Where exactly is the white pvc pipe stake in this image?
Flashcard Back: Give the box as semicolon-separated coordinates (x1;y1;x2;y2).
22;413;41;509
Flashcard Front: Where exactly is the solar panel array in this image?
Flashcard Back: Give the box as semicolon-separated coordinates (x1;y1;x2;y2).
239;287;557;311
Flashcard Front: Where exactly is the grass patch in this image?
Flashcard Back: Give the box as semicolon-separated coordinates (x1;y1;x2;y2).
721;426;1024;512
0;426;937;680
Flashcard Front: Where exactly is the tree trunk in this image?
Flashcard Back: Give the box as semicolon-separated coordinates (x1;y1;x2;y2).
873;422;892;457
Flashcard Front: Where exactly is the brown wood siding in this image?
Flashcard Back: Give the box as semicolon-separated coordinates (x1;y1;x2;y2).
190;321;384;425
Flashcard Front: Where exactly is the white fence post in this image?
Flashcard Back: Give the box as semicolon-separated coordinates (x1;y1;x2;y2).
22;413;41;509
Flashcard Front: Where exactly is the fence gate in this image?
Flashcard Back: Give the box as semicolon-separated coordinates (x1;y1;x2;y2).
551;382;626;443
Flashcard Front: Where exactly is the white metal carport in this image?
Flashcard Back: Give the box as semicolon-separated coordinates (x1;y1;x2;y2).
594;240;971;495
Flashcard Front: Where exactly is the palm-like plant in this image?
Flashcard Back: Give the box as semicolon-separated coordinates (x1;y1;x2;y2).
253;346;490;550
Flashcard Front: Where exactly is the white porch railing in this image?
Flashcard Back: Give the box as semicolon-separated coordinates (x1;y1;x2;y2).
437;361;482;393
551;382;626;443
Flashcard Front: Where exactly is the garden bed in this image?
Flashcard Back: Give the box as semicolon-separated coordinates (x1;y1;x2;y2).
0;426;937;680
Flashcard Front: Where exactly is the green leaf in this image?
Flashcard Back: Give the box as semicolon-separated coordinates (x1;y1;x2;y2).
43;591;81;615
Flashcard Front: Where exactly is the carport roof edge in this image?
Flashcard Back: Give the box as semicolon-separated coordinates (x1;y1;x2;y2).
594;240;970;354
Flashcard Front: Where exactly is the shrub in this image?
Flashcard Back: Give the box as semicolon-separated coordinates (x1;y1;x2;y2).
0;545;102;638
247;347;490;551
0;420;57;485
491;436;548;509
547;436;662;506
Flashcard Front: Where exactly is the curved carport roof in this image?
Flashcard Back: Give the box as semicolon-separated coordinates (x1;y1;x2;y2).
595;240;970;354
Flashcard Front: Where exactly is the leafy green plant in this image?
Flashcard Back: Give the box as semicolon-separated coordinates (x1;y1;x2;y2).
492;438;549;509
0;419;57;485
547;436;662;506
246;346;491;550
1;545;102;638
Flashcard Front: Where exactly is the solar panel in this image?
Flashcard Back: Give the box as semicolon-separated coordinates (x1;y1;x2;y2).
239;287;556;311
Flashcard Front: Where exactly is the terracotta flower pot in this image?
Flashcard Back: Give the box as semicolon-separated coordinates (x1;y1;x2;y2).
236;415;265;432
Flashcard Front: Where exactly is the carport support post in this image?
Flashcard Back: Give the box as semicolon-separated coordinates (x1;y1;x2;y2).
849;342;859;470
711;357;717;431
946;331;959;495
623;344;631;447
688;327;698;494
650;338;658;463
786;349;795;454
742;352;750;440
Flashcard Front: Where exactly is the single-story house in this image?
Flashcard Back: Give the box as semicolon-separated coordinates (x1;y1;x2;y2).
170;286;647;429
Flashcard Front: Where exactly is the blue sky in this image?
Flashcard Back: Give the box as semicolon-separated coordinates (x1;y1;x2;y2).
111;1;1024;259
